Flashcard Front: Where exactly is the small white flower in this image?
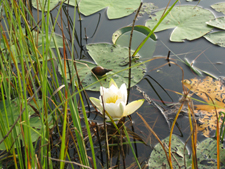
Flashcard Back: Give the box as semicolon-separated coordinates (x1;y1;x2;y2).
90;79;144;121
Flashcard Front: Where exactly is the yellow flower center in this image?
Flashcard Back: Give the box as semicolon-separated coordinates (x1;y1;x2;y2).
106;95;120;103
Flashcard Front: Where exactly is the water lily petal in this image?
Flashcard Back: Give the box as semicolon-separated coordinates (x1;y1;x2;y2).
105;103;123;119
124;99;145;116
119;83;127;103
109;79;118;89
90;97;103;112
100;86;106;96
120;102;125;116
109;84;118;93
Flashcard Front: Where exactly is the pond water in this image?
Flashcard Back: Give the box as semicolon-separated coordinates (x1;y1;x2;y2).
17;0;225;168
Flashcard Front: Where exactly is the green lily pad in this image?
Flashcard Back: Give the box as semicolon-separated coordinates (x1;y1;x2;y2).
32;0;77;11
206;16;225;30
0;98;46;150
4;32;63;62
204;31;225;47
0;1;5;16
194;138;225;168
36;33;64;55
59;43;146;91
0;98;39;127
148;135;189;168
145;5;215;42
79;0;140;19
211;2;225;14
148;135;225;169
112;25;157;60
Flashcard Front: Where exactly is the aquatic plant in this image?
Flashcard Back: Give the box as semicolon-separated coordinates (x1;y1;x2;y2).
90;79;144;121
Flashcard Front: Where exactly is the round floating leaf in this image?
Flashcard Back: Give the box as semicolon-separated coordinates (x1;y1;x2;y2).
145;5;215;42
148;135;189;168
79;0;140;19
6;32;62;62
211;2;225;14
32;0;77;11
59;43;146;91
204;31;225;47
0;98;44;150
195;138;225;168
63;0;78;7
112;25;157;43
112;25;157;60
32;0;59;11
206;16;225;30
37;33;64;54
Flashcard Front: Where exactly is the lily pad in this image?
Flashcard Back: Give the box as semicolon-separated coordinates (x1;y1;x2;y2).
148;135;225;169
36;33;64;54
148;135;189;168
32;0;77;11
0;98;46;150
79;0;140;19
5;32;63;62
211;2;225;14
112;25;157;60
195;138;225;168
206;16;225;30
145;5;215;42
59;43;146;91
204;31;225;47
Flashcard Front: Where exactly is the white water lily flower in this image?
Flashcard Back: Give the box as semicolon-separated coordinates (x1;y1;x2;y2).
90;79;144;121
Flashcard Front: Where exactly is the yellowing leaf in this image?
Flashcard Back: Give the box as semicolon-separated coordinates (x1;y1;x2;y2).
182;76;225;137
182;76;225;110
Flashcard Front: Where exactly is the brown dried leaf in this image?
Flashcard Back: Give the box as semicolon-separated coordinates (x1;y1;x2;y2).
182;76;225;137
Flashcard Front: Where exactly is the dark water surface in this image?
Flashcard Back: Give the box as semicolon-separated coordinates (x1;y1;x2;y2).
51;0;225;167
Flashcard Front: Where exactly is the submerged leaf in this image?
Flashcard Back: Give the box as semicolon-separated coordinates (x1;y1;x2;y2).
145;5;215;42
79;0;140;19
138;2;158;18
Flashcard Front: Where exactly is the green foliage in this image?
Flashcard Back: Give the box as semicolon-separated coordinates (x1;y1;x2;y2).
79;0;140;19
32;0;77;11
59;43;146;91
206;16;225;30
145;6;215;42
195;138;225;168
148;135;225;168
0;98;49;150
112;25;157;60
204;31;225;47
211;2;225;14
148;135;189;168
